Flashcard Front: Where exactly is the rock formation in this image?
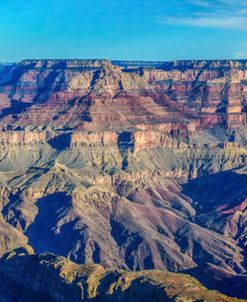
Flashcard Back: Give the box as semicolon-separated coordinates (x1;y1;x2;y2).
0;59;246;299
0;246;244;302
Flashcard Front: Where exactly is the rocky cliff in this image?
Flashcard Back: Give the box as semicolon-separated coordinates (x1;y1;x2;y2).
0;59;247;132
0;246;244;302
0;60;247;300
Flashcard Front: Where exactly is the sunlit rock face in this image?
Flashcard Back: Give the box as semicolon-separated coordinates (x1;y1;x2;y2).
0;60;247;299
0;247;243;302
0;59;247;131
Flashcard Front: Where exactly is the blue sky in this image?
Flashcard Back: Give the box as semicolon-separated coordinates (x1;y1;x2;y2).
0;0;247;61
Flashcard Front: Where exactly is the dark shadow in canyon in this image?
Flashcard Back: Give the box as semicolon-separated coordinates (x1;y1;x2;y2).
25;192;77;257
0;100;32;119
48;133;72;151
182;171;247;214
117;131;134;170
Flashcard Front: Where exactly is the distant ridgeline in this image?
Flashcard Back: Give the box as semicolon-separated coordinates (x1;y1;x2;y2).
16;58;247;70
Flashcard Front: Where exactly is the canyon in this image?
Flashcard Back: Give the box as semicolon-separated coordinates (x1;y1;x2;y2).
0;59;247;300
0;246;245;302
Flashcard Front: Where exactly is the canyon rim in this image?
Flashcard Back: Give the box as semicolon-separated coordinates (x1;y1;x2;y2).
0;59;246;301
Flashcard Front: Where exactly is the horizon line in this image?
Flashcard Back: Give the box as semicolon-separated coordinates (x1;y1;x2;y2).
1;58;247;65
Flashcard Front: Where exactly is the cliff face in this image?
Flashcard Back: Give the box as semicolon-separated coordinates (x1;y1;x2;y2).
0;59;247;132
0;247;244;302
0;60;247;300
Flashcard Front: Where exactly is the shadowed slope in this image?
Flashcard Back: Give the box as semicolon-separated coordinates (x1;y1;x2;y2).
0;247;245;302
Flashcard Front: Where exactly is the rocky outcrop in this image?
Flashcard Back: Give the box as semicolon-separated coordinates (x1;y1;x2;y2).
0;247;244;302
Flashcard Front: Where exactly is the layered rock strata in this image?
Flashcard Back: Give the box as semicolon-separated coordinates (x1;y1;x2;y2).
0;60;247;299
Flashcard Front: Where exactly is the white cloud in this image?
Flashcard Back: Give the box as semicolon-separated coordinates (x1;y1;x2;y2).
158;0;247;30
159;15;247;30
